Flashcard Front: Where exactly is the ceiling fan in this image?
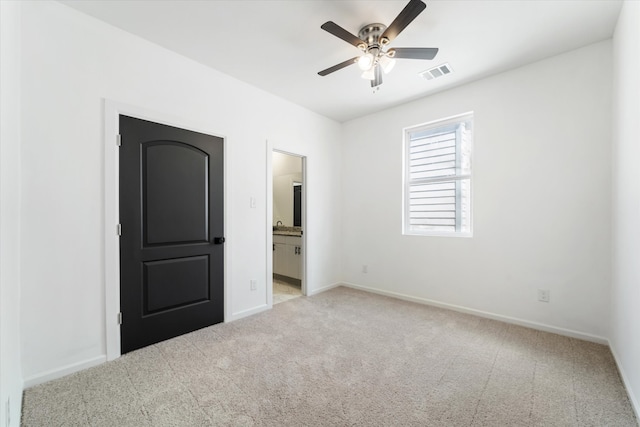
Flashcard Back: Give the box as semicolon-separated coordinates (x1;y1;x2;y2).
318;0;438;89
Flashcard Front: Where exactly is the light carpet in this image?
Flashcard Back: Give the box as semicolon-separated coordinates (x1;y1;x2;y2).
22;286;638;426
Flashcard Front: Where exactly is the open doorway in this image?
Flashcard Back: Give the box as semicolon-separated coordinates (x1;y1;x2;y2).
271;151;305;304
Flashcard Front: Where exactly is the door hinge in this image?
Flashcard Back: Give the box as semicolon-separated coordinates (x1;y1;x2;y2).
117;312;123;325
116;223;122;236
116;134;121;147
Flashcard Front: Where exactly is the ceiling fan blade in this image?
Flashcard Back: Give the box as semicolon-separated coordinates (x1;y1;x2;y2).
318;57;359;76
321;21;365;49
371;65;383;88
390;47;439;60
381;0;427;43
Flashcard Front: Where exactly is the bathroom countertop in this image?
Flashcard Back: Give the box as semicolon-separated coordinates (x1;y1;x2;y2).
273;226;302;237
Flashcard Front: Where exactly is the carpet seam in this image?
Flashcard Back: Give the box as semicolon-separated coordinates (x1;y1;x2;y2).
469;323;507;425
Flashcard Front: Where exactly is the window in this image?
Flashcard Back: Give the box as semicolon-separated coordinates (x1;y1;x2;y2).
403;113;473;237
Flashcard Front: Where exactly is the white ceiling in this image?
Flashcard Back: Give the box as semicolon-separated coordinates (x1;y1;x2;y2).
59;0;622;122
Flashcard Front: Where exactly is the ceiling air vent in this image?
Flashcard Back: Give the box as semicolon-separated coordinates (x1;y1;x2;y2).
419;63;453;80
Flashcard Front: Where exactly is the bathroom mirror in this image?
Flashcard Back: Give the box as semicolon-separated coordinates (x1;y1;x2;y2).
273;152;302;227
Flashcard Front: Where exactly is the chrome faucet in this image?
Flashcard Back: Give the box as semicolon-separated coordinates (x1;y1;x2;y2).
276;221;283;226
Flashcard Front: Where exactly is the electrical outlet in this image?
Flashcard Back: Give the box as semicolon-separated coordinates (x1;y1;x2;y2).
250;197;256;208
250;279;257;291
362;265;368;273
537;289;550;303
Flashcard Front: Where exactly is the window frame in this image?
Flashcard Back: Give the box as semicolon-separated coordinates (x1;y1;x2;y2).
402;112;474;238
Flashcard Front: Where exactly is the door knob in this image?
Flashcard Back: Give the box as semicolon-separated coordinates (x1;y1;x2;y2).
213;237;225;244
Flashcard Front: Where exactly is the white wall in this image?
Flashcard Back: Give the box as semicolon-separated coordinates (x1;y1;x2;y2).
0;2;23;425
341;41;612;340
611;0;640;417
273;152;302;226
19;1;342;384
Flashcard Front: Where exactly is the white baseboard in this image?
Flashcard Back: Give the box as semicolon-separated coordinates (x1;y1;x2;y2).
23;303;270;389
307;282;341;296
340;282;608;345
228;282;340;322
23;355;106;389
608;343;640;422
228;303;270;322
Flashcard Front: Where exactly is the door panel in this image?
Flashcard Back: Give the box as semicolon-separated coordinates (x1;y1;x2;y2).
143;255;210;314
274;243;286;276
119;115;224;354
144;142;209;245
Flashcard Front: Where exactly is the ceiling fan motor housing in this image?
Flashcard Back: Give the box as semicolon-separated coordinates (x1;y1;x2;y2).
358;23;388;50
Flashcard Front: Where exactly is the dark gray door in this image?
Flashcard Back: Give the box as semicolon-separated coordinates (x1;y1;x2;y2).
119;115;224;354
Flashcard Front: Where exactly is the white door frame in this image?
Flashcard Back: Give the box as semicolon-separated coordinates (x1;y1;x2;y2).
103;99;229;361
266;142;307;306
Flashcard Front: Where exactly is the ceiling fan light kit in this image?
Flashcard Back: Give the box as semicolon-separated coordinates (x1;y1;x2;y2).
379;55;396;74
357;53;375;71
318;0;439;89
361;68;375;81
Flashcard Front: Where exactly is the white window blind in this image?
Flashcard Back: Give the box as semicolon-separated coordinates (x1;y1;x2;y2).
404;113;473;236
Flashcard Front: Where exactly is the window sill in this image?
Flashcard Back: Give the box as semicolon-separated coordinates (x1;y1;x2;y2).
403;231;473;238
